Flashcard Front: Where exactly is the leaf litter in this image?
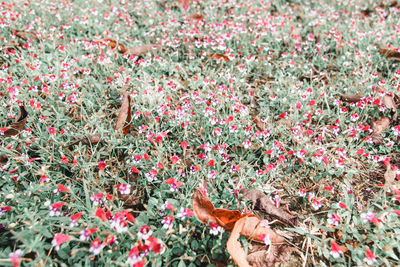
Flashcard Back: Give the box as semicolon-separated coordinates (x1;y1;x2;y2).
193;188;295;267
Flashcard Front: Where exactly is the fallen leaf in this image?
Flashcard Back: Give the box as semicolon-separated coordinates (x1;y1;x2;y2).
193;188;286;267
212;209;246;232
11;29;38;41
382;94;398;121
68;134;106;147
385;165;398;191
192;189;217;225
188;14;204;20
379;46;400;61
207;53;230;62
95;39;127;53
177;0;191;10
115;91;132;136
247;244;298;267
227;216;285;267
370;117;390;144
340;93;363;103
240;189;298;226
124;44;158;57
253;117;267;132
3;105;28;137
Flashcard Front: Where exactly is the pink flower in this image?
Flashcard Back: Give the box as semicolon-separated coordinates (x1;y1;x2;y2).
79;228;97;241
49;202;65;216
53;184;70;195
52;234;71;251
161;215;174;229
48;127;55;135
116;183;131;195
164;177;184;192
89;238;103;255
209;222;224;235
177;207;194;218
0;206;12;216
180;141;188;151
327;214;341;225
98;161;107;171
9;249;22;267
364;247;376;265
330;240;343;258
138;225;152;240
70;212;82;227
127;246;144;266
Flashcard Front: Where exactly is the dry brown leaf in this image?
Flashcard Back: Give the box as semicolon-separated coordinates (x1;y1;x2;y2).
227;216;285;267
3;105;28;137
240;189;298;226
188;14;204;20
247;245;298;267
115;91;132;136
192;189;217;224
11;29;38;41
340;93;363;103
124;45;158;57
68;134;105;147
370;117;390;144
94;39;127;53
253;117;266;132
385;164;398;191
178;0;191;10
382;94;398;121
193;189;286;267
379;46;400;61
207;53;230;62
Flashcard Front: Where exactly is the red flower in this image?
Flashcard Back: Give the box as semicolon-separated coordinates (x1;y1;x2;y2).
364;247;376;265
98;161;107;171
330;240;343;258
180;141;188;151
95;208;108;222
130;166;141;173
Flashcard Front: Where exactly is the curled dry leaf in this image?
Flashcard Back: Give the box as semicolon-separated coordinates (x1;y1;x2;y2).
379;46;400;61
207;53;230;62
253;116;267;132
227;216;285;267
247;244;298;267
115;91;132;136
68;134;106;147
3;105;28;137
193;189;286;267
11;29;38;41
192;189;217;224
340;93;363;103
177;0;191;10
382;94;398;121
240;189;298;226
370;117;390;144
188;14;204;20
94;39;127;53
384;163;398;191
124;44;158;57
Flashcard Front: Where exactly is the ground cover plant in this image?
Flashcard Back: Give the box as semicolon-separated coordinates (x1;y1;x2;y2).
1;0;400;266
